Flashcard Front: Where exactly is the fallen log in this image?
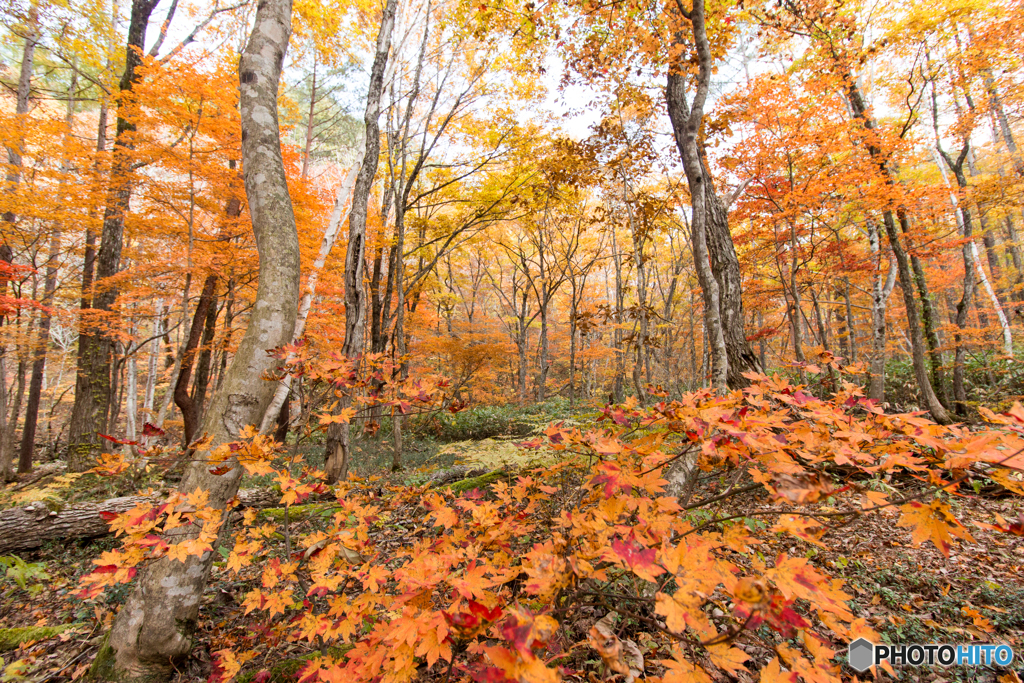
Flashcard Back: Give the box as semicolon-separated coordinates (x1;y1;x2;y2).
0;488;286;554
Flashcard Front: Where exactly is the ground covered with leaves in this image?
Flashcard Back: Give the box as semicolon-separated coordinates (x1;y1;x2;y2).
3;372;1024;683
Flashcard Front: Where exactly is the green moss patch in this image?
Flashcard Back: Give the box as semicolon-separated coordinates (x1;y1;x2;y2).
0;624;75;652
445;470;506;494
237;646;353;683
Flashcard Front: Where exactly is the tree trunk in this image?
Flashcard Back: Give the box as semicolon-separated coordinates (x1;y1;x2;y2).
261;160;359;433
664;0;751;390
19;159;64;473
324;0;398;483
174;275;217;445
844;78;951;423
68;0;161;469
703;158;762;387
191;290;220;429
104;0;301;675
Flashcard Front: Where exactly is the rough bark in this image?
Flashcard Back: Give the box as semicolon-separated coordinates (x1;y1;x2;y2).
104;0;301;676
702;156;762;387
664;0;757;390
325;0;398;482
68;0;161;470
904;221;950;407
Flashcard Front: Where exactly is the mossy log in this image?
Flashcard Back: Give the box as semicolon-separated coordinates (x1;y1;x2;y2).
444;470;506;493
0;488;304;554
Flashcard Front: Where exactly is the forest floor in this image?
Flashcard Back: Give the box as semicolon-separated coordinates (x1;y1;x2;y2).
1;420;1023;683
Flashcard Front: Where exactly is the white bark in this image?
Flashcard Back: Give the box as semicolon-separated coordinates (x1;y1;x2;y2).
259;159;362;433
933;150;1013;356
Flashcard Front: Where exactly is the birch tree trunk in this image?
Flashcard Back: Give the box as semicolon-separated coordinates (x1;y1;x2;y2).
868;220;897;402
934;149;1013;356
103;0;301;675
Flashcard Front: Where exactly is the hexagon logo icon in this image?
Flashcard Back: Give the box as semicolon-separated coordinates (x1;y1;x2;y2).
848;638;874;672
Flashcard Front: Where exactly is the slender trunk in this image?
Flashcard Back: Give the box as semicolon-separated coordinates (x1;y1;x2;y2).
868;220;895;401
788;221;804;364
302;54;316;180
844;78;951;422
610;226;626;401
191;291;219;429
936;148;1014;356
4;361;28;471
261;160;360;432
124;336;138;446
68;0;161;469
811;288;829;351
390;191;406;472
537;289;549;401
905;229;949;406
325;0;398;483
143;303;161;417
174;275;217;445
2;0;37;249
19;66;74;473
1;5;36;479
105;0;301;674
886;209;951;421
843;279;855;364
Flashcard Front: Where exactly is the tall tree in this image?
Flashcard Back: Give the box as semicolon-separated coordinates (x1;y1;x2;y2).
67;0;162;470
665;0;761;390
0;2;37;480
323;0;399;483
103;0;301;673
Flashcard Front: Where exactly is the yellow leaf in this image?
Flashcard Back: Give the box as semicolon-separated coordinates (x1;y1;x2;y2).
759;657;797;682
896;500;974;557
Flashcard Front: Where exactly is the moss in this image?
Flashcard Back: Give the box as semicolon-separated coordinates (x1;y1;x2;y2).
89;635;117;680
0;624;75;652
256;504;337;523
445;470;505;494
236;646;353;683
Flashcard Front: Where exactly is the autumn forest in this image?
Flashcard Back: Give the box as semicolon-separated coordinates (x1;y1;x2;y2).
0;0;1023;680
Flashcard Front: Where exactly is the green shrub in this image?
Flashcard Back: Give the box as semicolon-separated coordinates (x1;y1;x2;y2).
407;399;579;442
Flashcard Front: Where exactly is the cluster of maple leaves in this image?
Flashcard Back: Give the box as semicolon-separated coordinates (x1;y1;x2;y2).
78;358;1024;682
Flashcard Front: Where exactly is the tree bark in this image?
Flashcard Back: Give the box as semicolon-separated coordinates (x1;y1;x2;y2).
664;0;758;390
190;289;220;428
324;0;398;483
867;220;896;401
843;79;951;423
105;0;301;675
68;0;161;470
174;275;217;445
0;488;302;555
